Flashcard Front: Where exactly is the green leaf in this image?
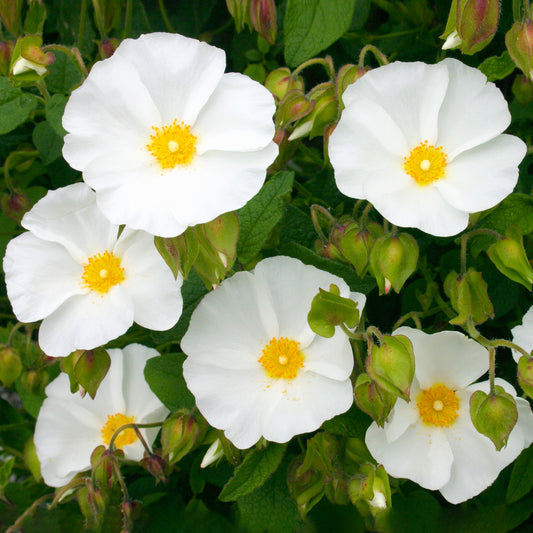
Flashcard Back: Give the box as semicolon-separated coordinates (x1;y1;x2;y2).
284;0;357;67
322;404;371;438
45;94;68;137
507;445;533;503
237;171;294;264
0;77;38;134
144;353;195;411
0;457;15;488
479;194;533;235
237;459;302;533
478;52;516;82
46;50;83;94
32;121;63;165
220;443;287;501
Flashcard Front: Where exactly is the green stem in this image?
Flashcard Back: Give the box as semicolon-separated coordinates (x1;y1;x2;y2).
5;494;55;533
108;421;164;451
358;44;389;69
158;0;175;33
340;323;367;341
310;204;335;243
78;0;88;50
123;0;133;40
488;346;496;395
292;57;334;79
366;325;384;345
460;233;468;275
392;310;424;331
491;338;531;360
359;202;373;228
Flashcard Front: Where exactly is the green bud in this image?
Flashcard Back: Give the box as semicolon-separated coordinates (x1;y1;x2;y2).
456;0;500;54
121;499;142;530
344;437;373;466
155;228;199;280
225;0;252;32
353;373;396;426
97;38;120;60
24;0;47;35
506;20;533;81
287;456;324;518
487;225;533;290
370;233;418;295
200;438;224;468
444;269;494;326
1;190;31;224
20;368;48;395
0;41;12;77
0;0;23;35
324;478;350;505
366;335;415;402
264;67;304;101
91;446;117;488
348;466;374;504
10;35;54;82
307;284;360;338
61;347;111;399
161;411;206;465
517;355;533;399
512;75;533;105
303;432;342;475
275;89;315;129
0;345;22;387
470;386;518;451
336;64;368;106
339;224;375;277
24;437;41;482
250;0;277;45
198;211;239;271
140;453;167;484
219;431;241;466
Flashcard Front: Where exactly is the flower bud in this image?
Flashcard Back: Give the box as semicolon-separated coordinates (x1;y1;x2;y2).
155;228;199;280
370;233;418;295
444;269;494;326
512;75;533;105
226;0;252;32
10;35;54;81
324;478;350;505
24;437;41;482
0;41;13;76
470;385;518;451
287;456;324;517
0;0;23;35
517;355;533;399
250;0;277;45
1;190;31;224
353;373;396;426
20;368;48;395
61;347;111;399
121;499;142;530
307;283;360;338
506;20;533;81
339;224;378;277
97;38;120;60
77;483;108;531
344;438;373;466
366;335;415;402
264;67;304;102
275;89;315;129
161;411;206;465
456;0;500;54
91;446;117;488
487;225;533;290
140;453;167;484
336;64;368;105
0;345;22;387
200;438;224;468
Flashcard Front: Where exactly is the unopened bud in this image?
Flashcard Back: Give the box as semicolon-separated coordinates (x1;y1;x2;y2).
24;437;41;482
366;335;415;402
512;75;533;105
288;456;324;517
200;438;224;468
354;373;396;426
370;233;418;295
10;35;54;79
264;67;304;101
1;190;31;224
456;0;500;54
275;89;315;129
506;19;533;81
0;41;12;76
336;64;368;104
140;453;167;484
91;446;117;488
98;38;120;60
517;355;533;399
340;224;377;277
250;0;277;44
161;411;205;465
470;385;518;450
0;345;22;387
20;368;48;394
226;0;251;32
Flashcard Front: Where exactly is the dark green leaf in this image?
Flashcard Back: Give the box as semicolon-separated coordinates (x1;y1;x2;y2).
0;77;38;134
478;194;533;235
45;94;68;137
507;445;533;503
284;0;356;67
32;121;63;165
0;456;15;488
144;353;195;411
237;171;294;264
220;443;287;501
478;52;516;82
45;50;83;94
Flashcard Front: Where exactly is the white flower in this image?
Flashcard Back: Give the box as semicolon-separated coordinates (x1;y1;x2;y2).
329;59;526;237
181;256;365;449
34;344;170;487
3;183;183;357
511;305;533;362
62;32;278;238
365;327;533;504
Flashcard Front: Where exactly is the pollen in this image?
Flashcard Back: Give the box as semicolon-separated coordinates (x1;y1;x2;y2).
403;140;447;186
417;383;459;427
258;337;305;379
81;251;125;294
101;413;137;448
146;119;197;169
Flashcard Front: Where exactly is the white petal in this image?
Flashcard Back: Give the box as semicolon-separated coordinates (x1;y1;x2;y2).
181;270;277;370
112;32;226;125
195;72;276;153
303;332;353;380
343;61;449;146
511;306;533;363
366;421;453;490
436;134;526;212
21;183;118;262
4;233;84;323
382;383;421;443
115;230;183;330
38;288;134;357
370;180;468;237
394;327;488;389
437;58;512;159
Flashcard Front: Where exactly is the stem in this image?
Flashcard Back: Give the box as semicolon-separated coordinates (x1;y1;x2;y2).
392;311;423;331
460;233;468;275
310;204;335;243
108;421;164;451
158;0;175;33
491;338;531;360
123;0;133;40
488;346;496;395
358;44;389;69
292;57;333;79
359;202;373;228
340;323;367;341
5;494;54;533
7;322;25;346
366;325;384;345
3;150;39;192
78;0;88;50
113;460;129;500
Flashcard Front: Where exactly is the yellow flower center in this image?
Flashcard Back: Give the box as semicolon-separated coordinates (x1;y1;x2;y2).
417;383;459;427
81;251;125;294
146;119;197;169
403;140;447;186
258;337;305;379
101;413;137;448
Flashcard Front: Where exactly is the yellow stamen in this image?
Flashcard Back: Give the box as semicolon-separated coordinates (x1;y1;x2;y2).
101;413;137;448
403;140;447;186
146;119;197;169
258;337;305;379
417;383;459;427
81;251;125;294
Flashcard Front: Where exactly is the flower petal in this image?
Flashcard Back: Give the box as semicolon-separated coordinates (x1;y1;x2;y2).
436;134;526;212
38;288;134;357
303;332;353;380
511;305;533;363
195;72;276;153
4;233;84;323
394;327;488;390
